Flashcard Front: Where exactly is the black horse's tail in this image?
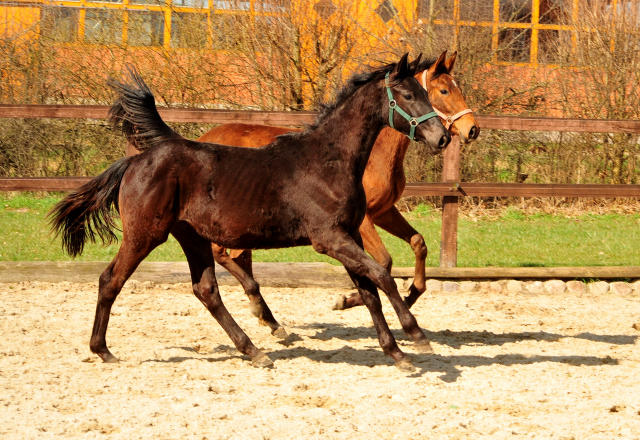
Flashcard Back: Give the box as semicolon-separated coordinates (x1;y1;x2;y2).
48;157;134;258
108;66;184;152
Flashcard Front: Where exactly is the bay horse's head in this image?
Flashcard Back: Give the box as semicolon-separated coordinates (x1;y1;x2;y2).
384;53;451;153
420;51;480;144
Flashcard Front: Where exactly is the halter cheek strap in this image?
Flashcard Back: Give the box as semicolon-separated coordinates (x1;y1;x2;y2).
421;71;474;130
385;72;438;141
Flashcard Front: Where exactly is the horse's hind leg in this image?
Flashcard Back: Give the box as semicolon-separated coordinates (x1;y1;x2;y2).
373;207;428;308
174;225;272;367
212;245;287;339
90;236;162;363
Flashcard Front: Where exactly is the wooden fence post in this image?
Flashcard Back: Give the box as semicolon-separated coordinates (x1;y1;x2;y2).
440;135;461;268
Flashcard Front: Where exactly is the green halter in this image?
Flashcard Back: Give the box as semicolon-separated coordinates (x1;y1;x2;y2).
385;71;439;141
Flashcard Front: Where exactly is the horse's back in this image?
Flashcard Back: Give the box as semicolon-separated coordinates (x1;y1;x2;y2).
198;123;300;148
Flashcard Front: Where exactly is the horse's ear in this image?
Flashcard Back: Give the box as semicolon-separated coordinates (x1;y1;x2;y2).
445;51;458;74
408;53;423;75
427;50;448;79
393;53;411;79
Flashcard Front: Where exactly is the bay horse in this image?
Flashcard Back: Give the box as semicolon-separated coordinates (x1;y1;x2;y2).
196;51;479;315
49;54;450;372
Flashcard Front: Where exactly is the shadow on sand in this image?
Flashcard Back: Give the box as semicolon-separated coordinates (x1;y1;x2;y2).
300;322;638;348
143;325;625;382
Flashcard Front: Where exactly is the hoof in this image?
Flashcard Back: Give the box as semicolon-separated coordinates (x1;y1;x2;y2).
98;352;120;363
414;339;434;354
272;327;288;339
395;356;415;373
332;294;347;311
252;352;274;368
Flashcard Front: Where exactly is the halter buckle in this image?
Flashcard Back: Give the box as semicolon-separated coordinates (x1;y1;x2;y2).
410;118;418;126
389;100;397;108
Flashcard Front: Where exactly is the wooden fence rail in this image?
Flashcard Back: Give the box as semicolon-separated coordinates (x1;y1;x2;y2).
2;104;640;133
3;177;640;198
2;105;640;267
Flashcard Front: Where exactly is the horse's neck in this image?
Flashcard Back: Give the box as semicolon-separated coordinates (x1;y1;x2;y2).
308;83;384;176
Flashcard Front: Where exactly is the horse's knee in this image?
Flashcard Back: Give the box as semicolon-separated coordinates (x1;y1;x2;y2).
411;234;427;259
373;270;397;294
247;280;261;298
194;275;221;309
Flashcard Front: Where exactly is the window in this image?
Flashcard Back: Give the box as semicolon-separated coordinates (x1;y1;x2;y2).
171;12;208;48
85;9;123;45
211;13;241;50
129;11;164;47
539;0;571;24
173;0;209;8
41;7;78;43
214;0;250;10
254;0;290;12
459;0;492;21
375;0;396;22
500;0;532;23
129;0;165;5
498;28;531;63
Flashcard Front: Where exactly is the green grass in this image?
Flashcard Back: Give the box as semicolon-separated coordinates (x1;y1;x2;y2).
2;194;640;267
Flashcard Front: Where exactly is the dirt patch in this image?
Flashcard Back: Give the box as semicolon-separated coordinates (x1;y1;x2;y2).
1;281;640;439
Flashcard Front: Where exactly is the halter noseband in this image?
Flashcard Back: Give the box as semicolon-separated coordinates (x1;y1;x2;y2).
421;70;474;130
385;72;438;141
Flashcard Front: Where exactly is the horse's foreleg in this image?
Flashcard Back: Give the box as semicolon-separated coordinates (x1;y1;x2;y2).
90;236;161;363
174;225;271;368
212;245;287;339
314;230;433;369
373;206;427;309
344;267;414;372
333;214;392;311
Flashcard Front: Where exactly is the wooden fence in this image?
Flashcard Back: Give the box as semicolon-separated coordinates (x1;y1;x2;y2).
2;104;640;268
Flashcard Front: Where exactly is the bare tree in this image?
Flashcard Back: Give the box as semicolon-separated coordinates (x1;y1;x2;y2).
228;0;360;111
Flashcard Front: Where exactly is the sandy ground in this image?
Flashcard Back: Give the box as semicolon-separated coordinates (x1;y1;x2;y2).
1;281;640;439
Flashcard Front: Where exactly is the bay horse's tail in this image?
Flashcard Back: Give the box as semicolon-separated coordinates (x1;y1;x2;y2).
107;66;184;152
48;157;134;258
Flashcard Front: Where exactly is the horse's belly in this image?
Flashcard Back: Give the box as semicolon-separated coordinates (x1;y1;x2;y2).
186;208;308;250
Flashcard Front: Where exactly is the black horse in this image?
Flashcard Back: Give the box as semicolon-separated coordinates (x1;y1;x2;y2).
49;53;450;372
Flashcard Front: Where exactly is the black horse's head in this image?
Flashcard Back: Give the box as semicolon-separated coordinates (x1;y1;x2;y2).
384;53;451;153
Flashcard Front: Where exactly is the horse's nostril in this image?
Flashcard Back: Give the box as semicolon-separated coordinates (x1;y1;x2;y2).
439;134;450;149
469;126;478;139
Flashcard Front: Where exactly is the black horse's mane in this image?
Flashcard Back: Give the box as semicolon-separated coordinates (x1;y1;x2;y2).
107;56;440;151
279;56;437;137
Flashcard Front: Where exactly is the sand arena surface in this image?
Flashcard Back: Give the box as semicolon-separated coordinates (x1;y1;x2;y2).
1;281;640;439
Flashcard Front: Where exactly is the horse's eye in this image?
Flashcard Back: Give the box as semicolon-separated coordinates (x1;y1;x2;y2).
440;89;449;95
403;94;413;100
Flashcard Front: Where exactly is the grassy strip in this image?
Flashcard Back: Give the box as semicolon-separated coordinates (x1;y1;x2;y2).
1;194;639;267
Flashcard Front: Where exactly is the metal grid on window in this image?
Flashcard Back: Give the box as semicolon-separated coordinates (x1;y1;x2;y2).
0;0;275;49
3;0;629;64
419;0;588;67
